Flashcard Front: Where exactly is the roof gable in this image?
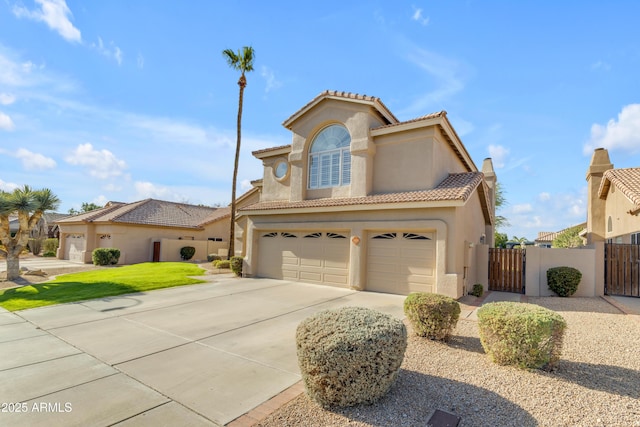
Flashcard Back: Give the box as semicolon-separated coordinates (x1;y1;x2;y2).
282;90;398;130
599;167;640;215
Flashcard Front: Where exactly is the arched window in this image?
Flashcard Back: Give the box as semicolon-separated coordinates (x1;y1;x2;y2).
308;125;351;189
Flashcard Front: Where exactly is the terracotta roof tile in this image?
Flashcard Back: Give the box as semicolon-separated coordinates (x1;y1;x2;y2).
600;168;640;213
373;111;447;130
251;144;291;156
240;172;484;212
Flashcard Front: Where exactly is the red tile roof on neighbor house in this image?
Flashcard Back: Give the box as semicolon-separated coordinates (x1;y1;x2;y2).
240;172;492;222
599;167;640;215
56;199;230;229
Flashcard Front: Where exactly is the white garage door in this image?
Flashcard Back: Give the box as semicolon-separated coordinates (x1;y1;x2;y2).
257;231;349;286
367;231;435;295
65;234;86;263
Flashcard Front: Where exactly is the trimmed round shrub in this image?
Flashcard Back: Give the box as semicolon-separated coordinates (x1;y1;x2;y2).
477;302;567;370
470;283;484;297
180;246;196;261
207;254;222;262
213;259;230;269
230;256;243;276
547;266;582;297
403;292;461;341
92;248;120;266
296;306;407;407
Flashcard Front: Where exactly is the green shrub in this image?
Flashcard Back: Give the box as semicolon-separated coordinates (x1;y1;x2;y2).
180;246;196;261
547;266;582;297
207;254;222;262
213;259;230;269
296;306;406;407
477;302;567;370
230;256;243;276
470;283;484;297
42;251;56;257
92;248;121;266
403;292;461;341
43;238;59;254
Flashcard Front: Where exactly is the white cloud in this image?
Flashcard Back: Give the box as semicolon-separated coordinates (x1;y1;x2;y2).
512;203;533;214
584;104;640;155
65;143;127;179
411;7;430;26
591;60;611;71
0;112;15;131
13;0;82;43
0;93;16;105
15;148;57;170
402;47;467;114
240;179;253;192
0;179;19;192
134;181;182;201
92;37;123;65
488;144;509;168
261;66;282;93
137;53;145;69
538;192;551;202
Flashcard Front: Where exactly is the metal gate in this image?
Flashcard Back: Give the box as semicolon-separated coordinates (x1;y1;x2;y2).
605;243;640;297
488;248;525;293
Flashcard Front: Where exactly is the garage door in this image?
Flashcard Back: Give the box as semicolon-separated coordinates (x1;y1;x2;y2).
367;231;435;295
257;231;349;286
65;234;86;263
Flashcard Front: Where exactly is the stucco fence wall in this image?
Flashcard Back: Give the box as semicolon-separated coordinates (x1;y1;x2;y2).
475;243;605;297
157;238;228;262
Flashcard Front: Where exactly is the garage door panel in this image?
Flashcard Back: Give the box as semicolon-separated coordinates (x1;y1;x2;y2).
367;231;436;295
258;231;349;287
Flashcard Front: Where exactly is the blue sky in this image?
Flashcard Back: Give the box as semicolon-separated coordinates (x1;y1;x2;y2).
1;1;639;240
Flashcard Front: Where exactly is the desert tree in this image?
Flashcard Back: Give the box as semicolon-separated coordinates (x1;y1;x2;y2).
0;186;60;280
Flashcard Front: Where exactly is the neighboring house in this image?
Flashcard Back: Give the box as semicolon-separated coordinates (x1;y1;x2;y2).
586;148;640;244
535;222;586;248
8;212;68;238
238;90;496;298
56;199;231;264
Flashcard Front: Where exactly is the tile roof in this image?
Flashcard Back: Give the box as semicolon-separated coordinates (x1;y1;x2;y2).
252;144;291;156
536;222;587;242
282;90;399;129
240;172;485;212
56;199;229;229
373;111;447;130
600;168;640;214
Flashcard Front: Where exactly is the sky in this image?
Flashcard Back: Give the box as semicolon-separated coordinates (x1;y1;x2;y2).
1;1;639;241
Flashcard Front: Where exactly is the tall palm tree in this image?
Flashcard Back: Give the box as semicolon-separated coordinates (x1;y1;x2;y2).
0;186;60;280
222;46;255;259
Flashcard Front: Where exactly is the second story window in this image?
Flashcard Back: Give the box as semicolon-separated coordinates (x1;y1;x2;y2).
308;125;351;189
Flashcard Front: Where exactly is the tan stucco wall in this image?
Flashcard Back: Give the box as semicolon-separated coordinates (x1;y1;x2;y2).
58;218;230;265
603;186;640;242
523;245;600;297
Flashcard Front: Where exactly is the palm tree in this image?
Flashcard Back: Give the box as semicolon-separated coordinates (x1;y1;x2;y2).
222;46;255;259
0;186;60;280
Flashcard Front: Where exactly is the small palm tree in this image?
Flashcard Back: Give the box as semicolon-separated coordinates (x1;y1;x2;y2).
222;46;255;258
0;186;60;280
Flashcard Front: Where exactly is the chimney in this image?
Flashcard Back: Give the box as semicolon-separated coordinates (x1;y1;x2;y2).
482;158;497;247
585;148;613;244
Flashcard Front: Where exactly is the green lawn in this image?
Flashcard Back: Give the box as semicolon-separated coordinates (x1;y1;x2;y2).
0;262;207;312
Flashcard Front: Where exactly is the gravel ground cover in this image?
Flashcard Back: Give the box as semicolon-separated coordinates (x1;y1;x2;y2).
258;297;640;427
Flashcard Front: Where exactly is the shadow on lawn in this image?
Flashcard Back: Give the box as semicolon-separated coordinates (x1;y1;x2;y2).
0;280;140;310
327;369;537;427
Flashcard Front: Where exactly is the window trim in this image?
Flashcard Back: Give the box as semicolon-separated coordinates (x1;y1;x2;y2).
308;125;351;189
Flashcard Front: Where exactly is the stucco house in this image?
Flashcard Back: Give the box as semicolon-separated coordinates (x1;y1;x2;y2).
56;199;230;264
585;148;640;244
237;90;496;298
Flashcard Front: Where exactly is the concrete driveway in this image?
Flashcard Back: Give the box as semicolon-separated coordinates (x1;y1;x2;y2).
0;276;406;426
